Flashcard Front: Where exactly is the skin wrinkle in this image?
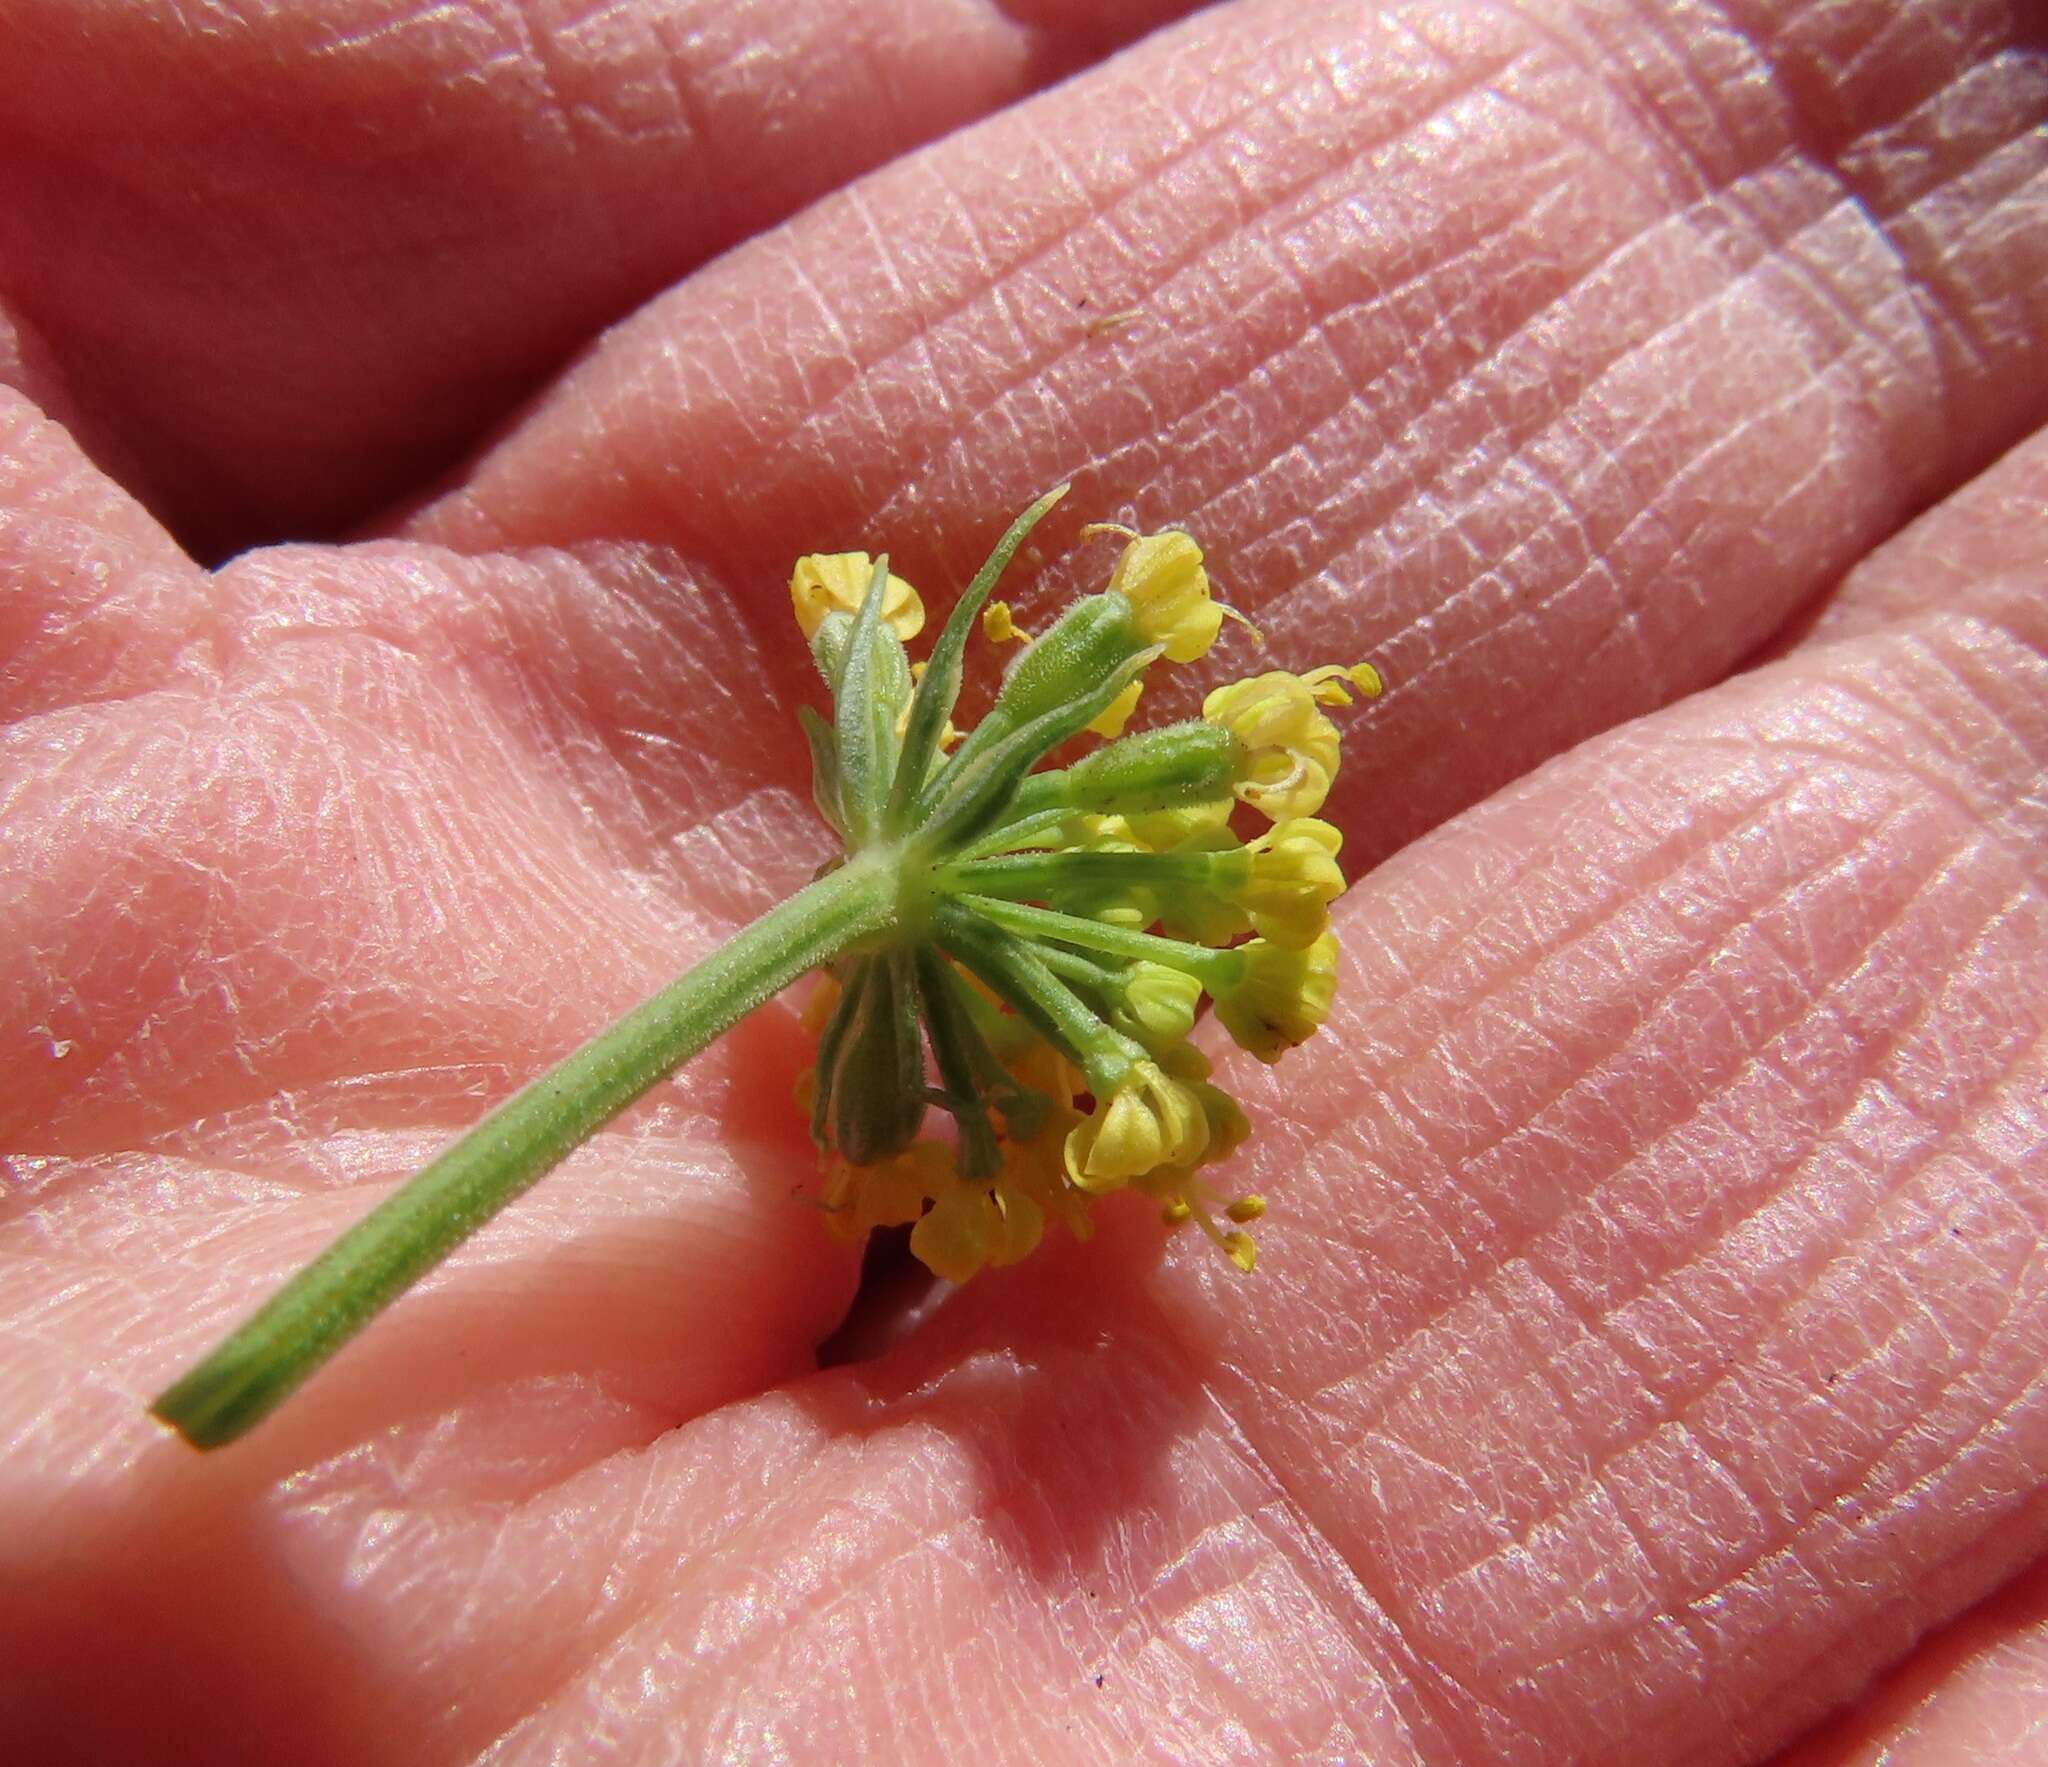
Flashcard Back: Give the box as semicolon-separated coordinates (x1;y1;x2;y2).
7;684;711;1155
1047;68;1567;557
1724;1255;2048;1753
1097;56;1547;488
540;1472;980;1753
436;1415;912;1751
1681;1196;2046;1630
1335;1434;1537;1741
1766;18;2038;363
0;1;1191;550
410;545;811;879
1629;1003;2035;1600
1853;80;2048;384
1824;621;2048;878
1193;116;1580;515
1556;241;1874;526
1351;763;1883;1209
1609;863;2032;1443
1695;713;2038;903
1125;1470;1390;1753
482;1315;1426;1761
632;2;718;173
428;0;1998;712
1470;1277;1678;1644
1575;862;1979;1383
1568;0;1758;192
9;524;823;1154
432;0;2015;892
861;20;1461;528
1522;1320;1763;1622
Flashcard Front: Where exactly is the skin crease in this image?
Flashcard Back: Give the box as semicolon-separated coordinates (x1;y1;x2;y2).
1;1;2046;1763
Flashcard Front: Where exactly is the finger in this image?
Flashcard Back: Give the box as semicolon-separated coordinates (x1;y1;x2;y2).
0;0;1202;553
1140;442;2048;1757
404;0;2048;875
1734;427;2048;1767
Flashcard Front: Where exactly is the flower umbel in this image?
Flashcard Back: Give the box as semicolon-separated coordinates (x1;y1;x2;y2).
150;490;1379;1450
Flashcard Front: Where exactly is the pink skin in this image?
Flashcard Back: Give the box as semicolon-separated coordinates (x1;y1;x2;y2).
2;1;2046;1761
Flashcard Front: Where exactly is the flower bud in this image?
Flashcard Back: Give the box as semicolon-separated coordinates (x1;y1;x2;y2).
1117;798;1234;852
1061;720;1237;817
994;595;1148;728
821;1142;952;1242
1064;1059;1210;1190
1110;961;1203;1047
820;954;927;1164
911;1178;1045;1284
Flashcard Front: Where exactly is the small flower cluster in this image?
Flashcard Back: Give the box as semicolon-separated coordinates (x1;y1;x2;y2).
794;490;1380;1283
146;487;1384;1451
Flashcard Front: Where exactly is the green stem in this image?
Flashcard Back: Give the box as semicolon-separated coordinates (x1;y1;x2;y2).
942;850;1231;898
949;806;1075;861
934;903;1142;1090
152;856;899;1450
1033;941;1123;996
953;892;1237;985
912;948;1000;1179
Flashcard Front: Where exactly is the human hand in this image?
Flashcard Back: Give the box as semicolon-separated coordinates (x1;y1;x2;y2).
4;1;2047;1760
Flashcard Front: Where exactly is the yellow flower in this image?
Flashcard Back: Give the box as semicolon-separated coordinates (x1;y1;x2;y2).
1104;529;1222;663
991;1043;1097;1244
1202;668;1352;819
1122;798;1234;852
1133;1048;1262;1274
1213;932;1341;1063
790;553;925;642
1241;819;1345;948
1064;1058;1210;1190
1154;1042;1251;1164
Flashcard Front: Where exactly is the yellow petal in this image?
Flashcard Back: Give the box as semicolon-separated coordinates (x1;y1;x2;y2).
789;552;925;642
1085;677;1143;740
1108;530;1222;664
